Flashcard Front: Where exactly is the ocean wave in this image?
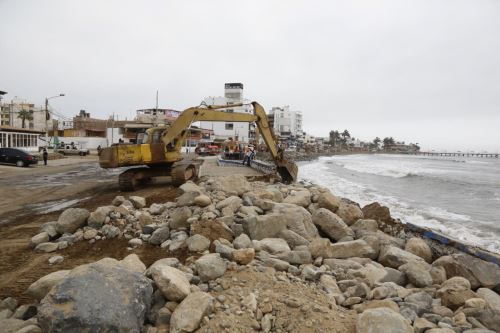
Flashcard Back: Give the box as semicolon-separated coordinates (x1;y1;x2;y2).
299;161;500;253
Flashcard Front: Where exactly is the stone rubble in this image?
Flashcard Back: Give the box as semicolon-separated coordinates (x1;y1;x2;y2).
2;175;498;332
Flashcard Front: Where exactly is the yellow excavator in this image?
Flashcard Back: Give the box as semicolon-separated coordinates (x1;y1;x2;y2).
99;101;298;191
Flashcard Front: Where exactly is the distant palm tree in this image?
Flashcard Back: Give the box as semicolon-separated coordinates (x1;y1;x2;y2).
341;129;350;139
18;109;33;128
382;137;395;149
329;130;341;147
373;137;381;149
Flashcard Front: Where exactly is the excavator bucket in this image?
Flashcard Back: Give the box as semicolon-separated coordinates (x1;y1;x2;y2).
276;160;298;183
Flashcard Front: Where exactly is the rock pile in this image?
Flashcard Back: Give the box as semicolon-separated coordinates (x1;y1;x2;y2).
7;174;500;332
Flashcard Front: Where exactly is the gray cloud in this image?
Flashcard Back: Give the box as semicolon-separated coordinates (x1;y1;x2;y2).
1;0;499;152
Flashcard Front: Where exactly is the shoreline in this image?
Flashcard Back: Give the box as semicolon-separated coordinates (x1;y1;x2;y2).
294;154;500;258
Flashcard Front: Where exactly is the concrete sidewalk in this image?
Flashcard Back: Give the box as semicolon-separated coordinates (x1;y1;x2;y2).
198;156;262;177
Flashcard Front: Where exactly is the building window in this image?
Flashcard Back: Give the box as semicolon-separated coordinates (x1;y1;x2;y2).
225;123;234;130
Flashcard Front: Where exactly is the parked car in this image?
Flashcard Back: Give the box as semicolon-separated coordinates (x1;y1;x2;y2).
54;145;89;156
0;148;38;167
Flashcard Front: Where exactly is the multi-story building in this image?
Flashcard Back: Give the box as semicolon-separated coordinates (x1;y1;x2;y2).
0;97;47;131
267;106;303;141
199;83;254;143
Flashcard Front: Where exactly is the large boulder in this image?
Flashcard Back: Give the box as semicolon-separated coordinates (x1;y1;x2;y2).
129;196;146;209
149;226;170;245
356;307;413;333
283;190;311;207
179;181;203;194
278;229;310;247
29;232;49;248
38;262;153;332
216;196;243;216
233;248;255;265
170;292;214;333
361;202;392;222
151;266;191;302
233;233;253;249
176;192;199;207
242;188;283;207
312;208;354;241
308;238;375;259
272;203;318;240
476;288;500;313
437;277;477;310
336;202;363;226
146;258;180;277
119;254;146;273
256;238;291;254
316;190;341;212
432;255;483;289
55;208;90;234
186;234;211;252
170;206;192;230
0;318;36;333
245;213;288;240
205;175;252;196
378;245;425;269
405;238;433;263
195;253;227;282
328;239;376;259
27;270;70;300
87;206;113;228
191;219;234;242
350;219;379;238
399;260;433;287
453;253;500;289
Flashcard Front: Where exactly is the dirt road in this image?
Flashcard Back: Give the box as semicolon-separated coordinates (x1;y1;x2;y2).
0;156;185;302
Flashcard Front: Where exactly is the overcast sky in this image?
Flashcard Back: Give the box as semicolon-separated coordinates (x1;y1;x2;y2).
1;0;499;152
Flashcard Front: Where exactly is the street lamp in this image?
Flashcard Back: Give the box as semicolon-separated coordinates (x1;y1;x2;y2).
45;94;65;145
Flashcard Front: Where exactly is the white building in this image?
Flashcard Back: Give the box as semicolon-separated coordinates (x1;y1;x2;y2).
268;106;303;139
199;83;254;143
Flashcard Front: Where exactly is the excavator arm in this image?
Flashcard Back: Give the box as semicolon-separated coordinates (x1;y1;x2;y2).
161;102;298;182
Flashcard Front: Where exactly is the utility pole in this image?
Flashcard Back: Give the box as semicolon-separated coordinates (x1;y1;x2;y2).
111;113;114;144
155;90;159;114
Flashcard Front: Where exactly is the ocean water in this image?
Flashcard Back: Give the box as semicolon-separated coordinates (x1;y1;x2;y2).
299;154;500;253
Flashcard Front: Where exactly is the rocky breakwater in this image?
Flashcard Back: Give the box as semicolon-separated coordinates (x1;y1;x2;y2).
2;174;499;332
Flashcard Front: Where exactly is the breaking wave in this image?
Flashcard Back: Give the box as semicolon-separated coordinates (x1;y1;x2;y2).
299;157;500;253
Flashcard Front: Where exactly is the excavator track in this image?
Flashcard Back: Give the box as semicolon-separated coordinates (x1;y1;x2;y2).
171;163;198;186
118;167;152;192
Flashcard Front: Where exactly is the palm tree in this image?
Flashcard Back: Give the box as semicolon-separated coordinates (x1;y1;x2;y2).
373;137;381;149
18;109;33;128
341;129;350;140
382;137;395;150
329;130;341;147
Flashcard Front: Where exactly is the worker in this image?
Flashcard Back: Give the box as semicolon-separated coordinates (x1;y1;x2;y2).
42;148;48;166
242;145;249;165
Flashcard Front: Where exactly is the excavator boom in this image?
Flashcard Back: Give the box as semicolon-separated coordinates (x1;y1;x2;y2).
99;101;298;190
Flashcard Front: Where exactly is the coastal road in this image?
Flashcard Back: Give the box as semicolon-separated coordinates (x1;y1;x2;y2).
0;156;121;224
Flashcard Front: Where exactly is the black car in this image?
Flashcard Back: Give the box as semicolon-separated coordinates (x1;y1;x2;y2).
0;148;38;167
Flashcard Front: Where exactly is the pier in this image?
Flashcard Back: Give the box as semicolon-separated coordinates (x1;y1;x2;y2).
407;151;499;158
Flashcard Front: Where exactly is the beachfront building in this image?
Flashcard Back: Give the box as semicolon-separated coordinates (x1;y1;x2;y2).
267;106;303;139
199;83;255;143
0;125;44;151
